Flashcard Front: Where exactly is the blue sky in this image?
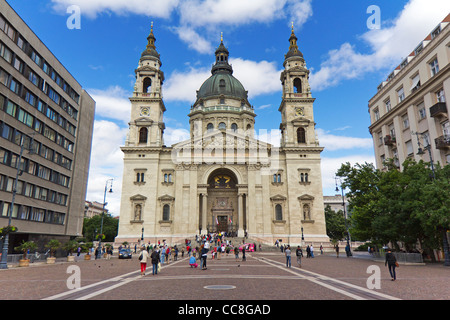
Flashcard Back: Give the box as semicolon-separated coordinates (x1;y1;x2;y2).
8;0;450;215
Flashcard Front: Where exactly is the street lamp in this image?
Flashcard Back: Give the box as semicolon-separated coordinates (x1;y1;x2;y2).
413;131;435;179
96;178;113;259
335;177;352;257
0;134;35;269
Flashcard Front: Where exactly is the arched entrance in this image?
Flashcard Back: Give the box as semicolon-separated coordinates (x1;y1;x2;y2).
206;168;238;234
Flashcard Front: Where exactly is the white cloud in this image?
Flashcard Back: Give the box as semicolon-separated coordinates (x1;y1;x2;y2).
89;86;131;124
170;26;213;54
231;58;282;99
163;57;282;103
310;0;450;91
321;155;376;196
316;128;373;151
51;0;179;18
164;67;211;102
86;120;127;216
163;127;190;146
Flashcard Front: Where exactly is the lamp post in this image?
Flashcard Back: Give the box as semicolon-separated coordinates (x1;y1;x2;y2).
335;177;352;257
0;135;34;269
301;227;304;247
96;179;113;259
413;131;435;179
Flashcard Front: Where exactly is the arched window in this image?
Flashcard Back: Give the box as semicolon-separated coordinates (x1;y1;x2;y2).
275;204;283;221
207;123;214;132
273;174;277;183
168;174;172;183
164;174;168;182
139;127;148;143
277;174;281;183
231;123;238;132
297;127;306;143
304;173;308;182
219;79;226;88
143;77;152;93
293;78;302;93
136;173;144;182
218;122;226;130
163;204;170;221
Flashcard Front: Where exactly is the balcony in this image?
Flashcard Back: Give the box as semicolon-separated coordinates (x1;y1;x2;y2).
435;135;450;149
384;135;396;146
429;102;447;118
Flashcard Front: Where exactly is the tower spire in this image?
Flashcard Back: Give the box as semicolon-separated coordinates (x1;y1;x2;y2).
141;21;160;59
284;22;303;61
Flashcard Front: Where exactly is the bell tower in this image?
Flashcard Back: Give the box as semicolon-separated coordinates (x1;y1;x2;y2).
126;22;166;147
279;23;317;148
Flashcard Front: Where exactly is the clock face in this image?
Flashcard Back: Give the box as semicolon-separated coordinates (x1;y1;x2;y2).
140;107;150;116
295;107;304;116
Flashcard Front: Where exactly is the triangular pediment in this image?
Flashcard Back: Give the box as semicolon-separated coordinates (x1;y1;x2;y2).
298;194;314;201
130;194;147;201
270;194;287;201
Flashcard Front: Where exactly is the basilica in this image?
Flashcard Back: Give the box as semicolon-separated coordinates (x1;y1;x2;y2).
115;24;329;245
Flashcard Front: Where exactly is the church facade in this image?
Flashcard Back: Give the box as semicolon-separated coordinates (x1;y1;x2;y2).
115;25;329;246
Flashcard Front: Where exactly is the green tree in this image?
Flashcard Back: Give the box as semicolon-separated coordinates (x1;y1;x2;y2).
83;214;118;242
324;205;346;243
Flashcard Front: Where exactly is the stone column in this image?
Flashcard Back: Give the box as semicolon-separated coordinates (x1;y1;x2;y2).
238;193;244;237
201;193;208;235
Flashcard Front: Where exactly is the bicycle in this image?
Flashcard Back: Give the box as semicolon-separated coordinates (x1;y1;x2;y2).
33;249;50;262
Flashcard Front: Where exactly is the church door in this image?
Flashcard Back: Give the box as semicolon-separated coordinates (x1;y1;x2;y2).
217;215;228;233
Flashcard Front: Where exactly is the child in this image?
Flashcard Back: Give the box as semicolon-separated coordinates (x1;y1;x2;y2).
189;255;198;268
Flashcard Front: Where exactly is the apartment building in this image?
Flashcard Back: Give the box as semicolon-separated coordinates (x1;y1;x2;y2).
0;0;95;252
369;14;450;170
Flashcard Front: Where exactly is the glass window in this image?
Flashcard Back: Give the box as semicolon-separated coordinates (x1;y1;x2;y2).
430;58;439;76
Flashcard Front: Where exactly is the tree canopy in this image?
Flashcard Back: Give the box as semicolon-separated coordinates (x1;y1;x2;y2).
336;159;450;262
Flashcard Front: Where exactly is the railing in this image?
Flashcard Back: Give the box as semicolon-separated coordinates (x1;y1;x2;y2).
429;102;447;118
435;135;450;149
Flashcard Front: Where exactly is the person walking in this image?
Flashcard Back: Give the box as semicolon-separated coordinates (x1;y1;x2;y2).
310;244;314;258
160;246;166;265
296;246;303;268
150;248;160;275
335;244;339;258
139;246;149;276
285;245;292;268
306;245;310;258
385;248;398;281
242;245;246;261
201;245;208;270
234;246;239;262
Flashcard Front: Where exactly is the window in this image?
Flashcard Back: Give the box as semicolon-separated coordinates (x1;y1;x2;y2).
163;204;170;221
218;122;226;130
406;140;413;155
417;103;426;120
378;131;383;145
139;127;148;143
28;71;39;86
385;99;391;112
9;77;20;94
374;108;380;121
207;123;214;132
143;77;151;93
410;74;420;92
297;127;306;143
397;87;405;102
293;78;302;93
136;172;145;183
275;204;282;221
429;58;439;76
402;114;409;129
436;89;445;103
273;174;281;183
31;51;42;67
300;172;309;183
0;43;12;63
231;123;237;132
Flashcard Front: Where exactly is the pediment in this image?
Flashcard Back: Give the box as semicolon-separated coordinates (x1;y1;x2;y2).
298;194;315;201
158;194;175;201
172;130;273;150
270;194;287;201
130;194;147;201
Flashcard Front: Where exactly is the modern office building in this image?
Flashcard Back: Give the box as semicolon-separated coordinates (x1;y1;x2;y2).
369;14;450;170
0;0;95;252
116;24;329;246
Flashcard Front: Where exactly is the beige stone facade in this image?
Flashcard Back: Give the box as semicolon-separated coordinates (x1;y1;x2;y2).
369;14;450;170
116;26;328;246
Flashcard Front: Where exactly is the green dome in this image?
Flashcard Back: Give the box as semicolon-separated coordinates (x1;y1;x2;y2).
197;72;248;100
